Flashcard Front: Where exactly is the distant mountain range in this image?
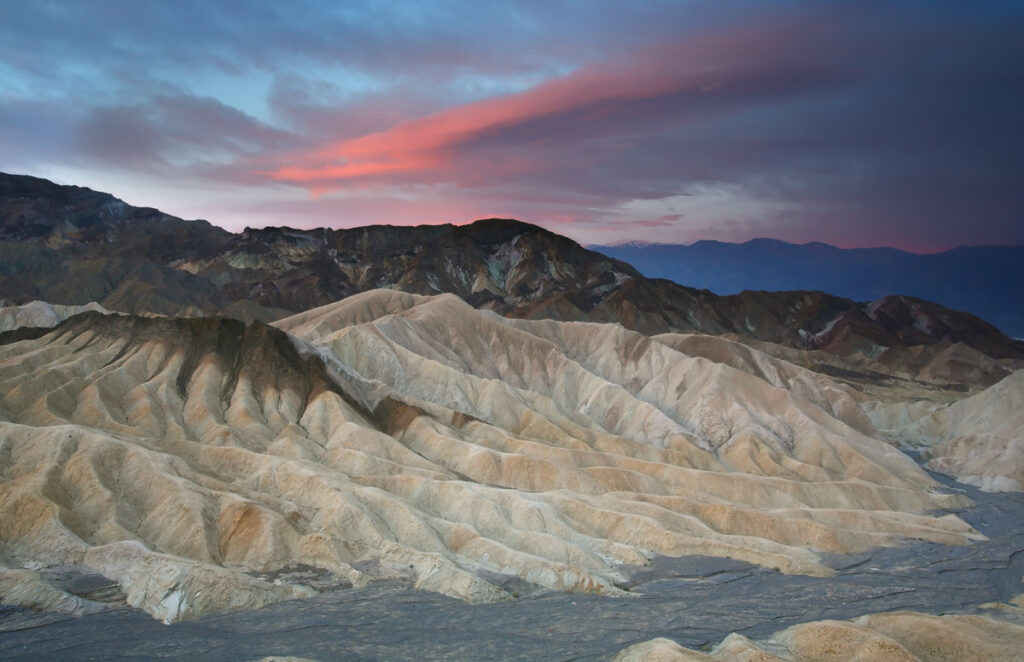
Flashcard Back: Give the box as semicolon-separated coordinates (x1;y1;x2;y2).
2;171;1022;363
591;239;1024;338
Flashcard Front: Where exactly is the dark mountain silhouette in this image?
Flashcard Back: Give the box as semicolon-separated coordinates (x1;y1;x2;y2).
591;239;1024;338
2;171;1022;360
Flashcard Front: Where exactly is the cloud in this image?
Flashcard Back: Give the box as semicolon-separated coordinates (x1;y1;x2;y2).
264;17;846;193
64;94;300;178
1;1;1022;250
634;216;681;228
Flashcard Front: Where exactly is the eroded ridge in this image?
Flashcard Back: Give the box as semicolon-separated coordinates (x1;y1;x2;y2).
0;291;978;620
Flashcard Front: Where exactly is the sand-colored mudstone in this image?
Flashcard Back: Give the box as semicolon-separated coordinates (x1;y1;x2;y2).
867;371;1024;491
0;291;988;620
0;566;105;615
0;300;111;331
614;603;1024;661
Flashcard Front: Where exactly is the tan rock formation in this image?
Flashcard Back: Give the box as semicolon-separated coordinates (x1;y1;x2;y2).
866;371;1024;491
0;291;982;621
614;605;1024;661
0;567;104;615
0;300;110;331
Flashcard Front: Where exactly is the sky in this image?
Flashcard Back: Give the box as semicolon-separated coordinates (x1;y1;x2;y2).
1;1;1022;252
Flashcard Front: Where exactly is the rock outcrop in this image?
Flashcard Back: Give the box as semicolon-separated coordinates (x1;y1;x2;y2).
0;300;111;331
614;604;1024;661
3;172;1021;366
865;371;1024;491
0;290;983;621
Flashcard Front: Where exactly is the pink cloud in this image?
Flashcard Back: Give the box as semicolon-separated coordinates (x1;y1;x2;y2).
266;63;678;186
264;17;842;192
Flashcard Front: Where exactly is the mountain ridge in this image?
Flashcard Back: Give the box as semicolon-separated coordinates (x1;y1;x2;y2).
591;238;1024;337
597;236;1023;254
3;171;1022;363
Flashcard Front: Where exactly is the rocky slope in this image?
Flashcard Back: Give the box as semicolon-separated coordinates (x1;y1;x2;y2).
865;371;1024;492
0;300;111;331
593;238;1024;339
614;599;1024;662
659;330;1024;492
0;291;981;621
3;172;1022;367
